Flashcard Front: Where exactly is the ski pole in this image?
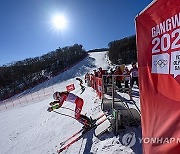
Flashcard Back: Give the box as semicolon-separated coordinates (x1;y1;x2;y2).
53;111;76;120
60;106;74;112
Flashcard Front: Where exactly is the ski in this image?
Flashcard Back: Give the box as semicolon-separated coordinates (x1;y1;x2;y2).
57;114;107;153
59;113;105;147
59;128;84;147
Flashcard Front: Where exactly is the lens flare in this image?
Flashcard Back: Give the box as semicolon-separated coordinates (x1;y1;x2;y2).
52;14;67;30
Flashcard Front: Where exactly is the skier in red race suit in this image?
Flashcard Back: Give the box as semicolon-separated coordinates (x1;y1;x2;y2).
47;91;92;128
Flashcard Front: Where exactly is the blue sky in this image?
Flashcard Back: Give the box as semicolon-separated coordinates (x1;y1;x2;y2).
0;0;152;65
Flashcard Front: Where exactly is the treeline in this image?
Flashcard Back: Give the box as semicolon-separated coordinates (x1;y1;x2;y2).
108;35;137;65
88;48;109;53
0;44;87;101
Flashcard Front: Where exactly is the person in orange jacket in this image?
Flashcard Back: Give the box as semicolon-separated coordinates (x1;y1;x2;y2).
114;66;123;90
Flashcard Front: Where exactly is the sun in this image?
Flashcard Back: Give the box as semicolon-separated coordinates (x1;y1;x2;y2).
52;14;67;30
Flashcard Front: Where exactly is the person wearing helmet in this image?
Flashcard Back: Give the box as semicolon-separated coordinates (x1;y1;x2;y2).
47;91;92;128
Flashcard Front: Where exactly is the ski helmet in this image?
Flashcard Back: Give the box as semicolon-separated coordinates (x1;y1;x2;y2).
53;91;61;100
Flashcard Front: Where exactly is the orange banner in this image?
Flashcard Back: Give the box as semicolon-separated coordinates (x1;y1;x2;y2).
136;0;180;153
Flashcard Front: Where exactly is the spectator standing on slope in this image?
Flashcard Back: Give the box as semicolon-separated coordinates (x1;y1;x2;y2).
123;67;130;89
114;66;123;91
130;62;139;88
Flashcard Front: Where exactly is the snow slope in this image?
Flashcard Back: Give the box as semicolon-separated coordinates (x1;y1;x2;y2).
0;51;142;154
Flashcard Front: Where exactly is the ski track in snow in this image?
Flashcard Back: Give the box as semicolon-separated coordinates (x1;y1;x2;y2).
0;52;142;154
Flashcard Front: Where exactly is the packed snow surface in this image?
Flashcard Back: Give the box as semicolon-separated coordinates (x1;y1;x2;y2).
0;51;142;154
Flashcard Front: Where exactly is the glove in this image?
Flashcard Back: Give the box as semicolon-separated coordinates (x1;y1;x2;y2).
49;102;55;106
47;107;53;112
49;101;59;106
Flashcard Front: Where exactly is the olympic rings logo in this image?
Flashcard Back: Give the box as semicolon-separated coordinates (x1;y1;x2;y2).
153;59;168;68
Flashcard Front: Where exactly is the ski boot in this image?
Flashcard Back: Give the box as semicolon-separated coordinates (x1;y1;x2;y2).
79;115;95;134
